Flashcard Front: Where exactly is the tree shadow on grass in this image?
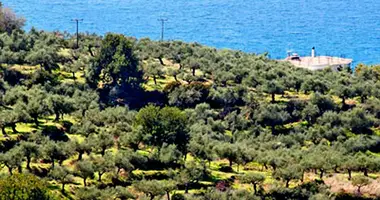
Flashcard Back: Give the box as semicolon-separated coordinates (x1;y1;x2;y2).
40;125;69;142
60;120;74;134
0;138;18;152
47;184;60;191
31;166;49;178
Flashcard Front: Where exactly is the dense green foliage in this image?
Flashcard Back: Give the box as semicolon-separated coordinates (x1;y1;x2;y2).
0;4;380;200
0;174;54;200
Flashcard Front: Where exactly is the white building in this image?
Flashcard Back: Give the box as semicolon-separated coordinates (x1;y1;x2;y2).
284;48;353;71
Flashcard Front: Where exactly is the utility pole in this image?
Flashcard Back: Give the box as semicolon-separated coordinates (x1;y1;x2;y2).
158;18;168;41
71;18;83;48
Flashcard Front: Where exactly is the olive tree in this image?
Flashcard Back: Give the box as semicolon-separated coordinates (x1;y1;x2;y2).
0;147;23;175
19;141;40;171
49;165;74;194
76;160;95;187
0;4;25;34
351;175;372;193
273;164;303;188
239;173;265;194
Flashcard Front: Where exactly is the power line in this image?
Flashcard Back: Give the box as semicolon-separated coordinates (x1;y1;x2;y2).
71;18;83;48
158;18;168;41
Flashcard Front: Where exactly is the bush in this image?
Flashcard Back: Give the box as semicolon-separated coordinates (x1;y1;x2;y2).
335;193;373;200
25;69;59;87
172;193;185;200
267;180;331;200
0;174;54;200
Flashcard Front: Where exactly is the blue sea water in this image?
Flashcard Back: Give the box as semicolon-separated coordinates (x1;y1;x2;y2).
3;0;380;65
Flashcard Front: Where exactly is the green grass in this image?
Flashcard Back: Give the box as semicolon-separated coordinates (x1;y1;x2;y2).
59;70;86;84
144;75;176;91
58;48;71;57
9;64;39;74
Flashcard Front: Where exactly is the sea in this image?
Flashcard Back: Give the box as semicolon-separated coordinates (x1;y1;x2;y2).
3;0;380;65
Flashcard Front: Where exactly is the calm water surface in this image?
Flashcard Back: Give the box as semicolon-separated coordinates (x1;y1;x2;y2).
3;0;380;65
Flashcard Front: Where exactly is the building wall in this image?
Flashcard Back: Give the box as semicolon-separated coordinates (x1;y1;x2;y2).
305;63;351;71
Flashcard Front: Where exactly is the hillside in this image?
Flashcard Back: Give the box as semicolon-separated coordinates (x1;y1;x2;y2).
1;4;380;200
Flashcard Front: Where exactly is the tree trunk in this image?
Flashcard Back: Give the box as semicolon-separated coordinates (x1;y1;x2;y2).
192;68;196;76
131;143;139;151
229;159;233;168
320;169;324;179
18;165;22;173
61;183;66;194
185;183;189;194
348;169;352;180
361;96;366;103
51;159;55;169
54;112;60;122
264;164;268;170
166;191;171;200
364;168;368;177
271;93;275;103
7;166;12;175
271;125;276;135
174;75;178;82
285;180;290;188
101;147;106;156
83;178;87;187
27;156;31;171
88;46;94;57
72;72;76;81
253;183;257;194
153;76;157;85
334;165;339;173
77;152;83;161
179;63;183;70
11;123;17;133
1;126;6;135
358;186;361;193
34;116;39;126
158;57;165;66
98;172;103;182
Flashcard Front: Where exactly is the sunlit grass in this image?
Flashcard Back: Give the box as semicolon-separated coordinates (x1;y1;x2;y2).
9;64;39;74
143;75;175;91
58;48;71;57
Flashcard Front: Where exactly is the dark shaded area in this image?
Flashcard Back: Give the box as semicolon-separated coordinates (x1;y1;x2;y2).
41;125;69;142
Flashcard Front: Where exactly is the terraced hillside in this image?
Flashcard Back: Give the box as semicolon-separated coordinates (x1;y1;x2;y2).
2;4;380;200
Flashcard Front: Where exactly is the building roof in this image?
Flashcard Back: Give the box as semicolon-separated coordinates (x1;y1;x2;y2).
284;56;352;70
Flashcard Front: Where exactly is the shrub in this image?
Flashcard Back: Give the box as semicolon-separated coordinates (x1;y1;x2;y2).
0;174;54;200
172;193;185;200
